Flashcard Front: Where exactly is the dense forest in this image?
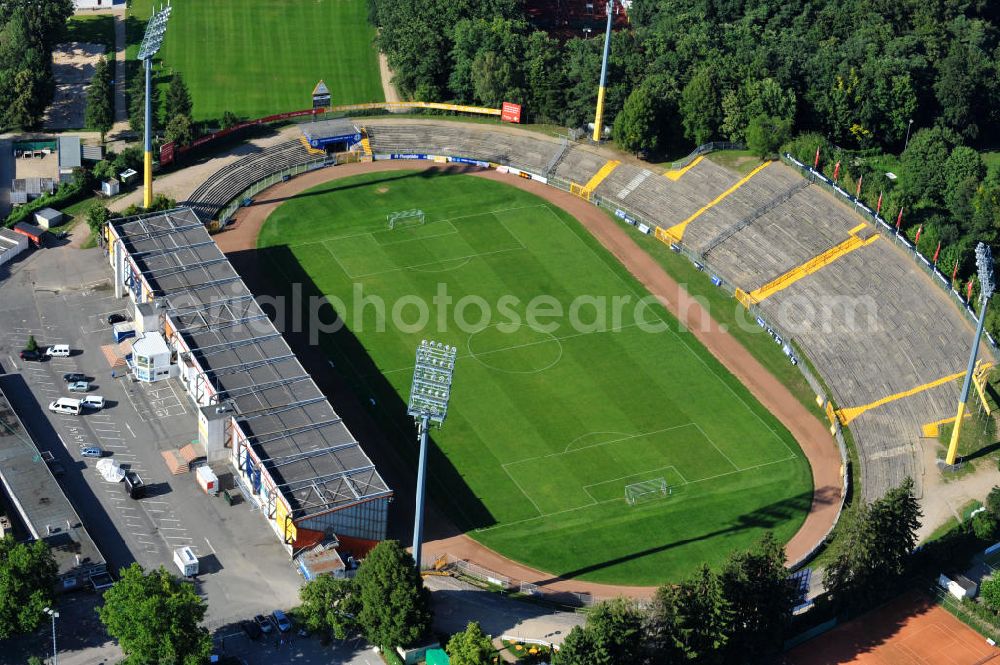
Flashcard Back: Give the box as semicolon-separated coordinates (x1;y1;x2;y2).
372;0;1000;333
0;0;74;129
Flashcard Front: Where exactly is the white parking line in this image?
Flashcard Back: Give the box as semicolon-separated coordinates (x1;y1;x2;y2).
204;538;217;555
57;434;68;451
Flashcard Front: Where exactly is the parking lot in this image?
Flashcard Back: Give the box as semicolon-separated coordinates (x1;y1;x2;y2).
0;241;305;658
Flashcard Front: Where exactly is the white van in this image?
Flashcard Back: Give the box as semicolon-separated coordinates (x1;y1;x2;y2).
81;395;105;410
48;398;82;415
45;345;71;357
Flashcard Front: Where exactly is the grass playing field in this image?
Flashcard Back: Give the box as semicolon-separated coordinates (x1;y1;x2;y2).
257;170;813;584
128;0;383;121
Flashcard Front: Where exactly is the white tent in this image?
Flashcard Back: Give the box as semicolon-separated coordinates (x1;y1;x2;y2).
96;458;125;483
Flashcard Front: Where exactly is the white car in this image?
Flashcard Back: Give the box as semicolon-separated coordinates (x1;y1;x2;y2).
48;398;82;415
45;344;71;357
81;395;105;409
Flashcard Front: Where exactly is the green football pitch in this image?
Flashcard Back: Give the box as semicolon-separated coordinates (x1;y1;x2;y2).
257;170;813;584
129;0;383;121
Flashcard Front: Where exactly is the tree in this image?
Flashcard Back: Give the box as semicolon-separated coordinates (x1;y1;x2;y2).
353;541;431;649
720;533;799;662
825;478;922;611
128;67;158;135
165;113;194;147
582;597;644;665
680;67;722;145
900;127;961;205
298;575;358;640
85;57;114;142
973;511;998;541
981;576;1000;611
221;110;240;129
614;84;661;156
165;72;193;123
987;486;1000;517
25;334;37;352
0;536;57;639
746;114;792;158
446;621;495;665
943;146;986;217
556;624;596;665
648;566;730;664
97;563;212;665
86;204;112;240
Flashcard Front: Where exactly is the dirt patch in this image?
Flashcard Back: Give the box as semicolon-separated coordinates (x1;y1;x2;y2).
216;161;842;597
376;186;389;194
45;42;105;130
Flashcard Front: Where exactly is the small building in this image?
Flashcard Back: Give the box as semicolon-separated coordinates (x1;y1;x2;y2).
57;136;82;183
130;332;173;382
0;228;29;267
12;222;46;247
119;168;138;185
938;573;978;599
102;178;120;197
296;541;346;580
34;207;63;229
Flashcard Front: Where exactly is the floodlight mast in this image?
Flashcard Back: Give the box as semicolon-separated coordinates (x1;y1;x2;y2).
137;3;172;208
407;340;457;569
945;242;995;466
591;0;615;142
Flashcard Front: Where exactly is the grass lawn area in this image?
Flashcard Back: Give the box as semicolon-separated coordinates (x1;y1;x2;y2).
65;14;115;53
258;170;812;584
707;150;765;176
128;0;383;121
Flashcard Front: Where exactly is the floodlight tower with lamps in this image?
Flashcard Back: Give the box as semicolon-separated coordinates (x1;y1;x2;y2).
137;3;172;208
945;241;995;467
407;340;457;569
591;0;615;142
43;606;58;665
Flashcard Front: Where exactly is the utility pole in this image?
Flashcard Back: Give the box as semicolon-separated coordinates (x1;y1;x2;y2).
591;0;615;142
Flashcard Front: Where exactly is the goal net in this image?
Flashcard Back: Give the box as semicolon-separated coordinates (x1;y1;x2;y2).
625;478;670;505
387;209;426;230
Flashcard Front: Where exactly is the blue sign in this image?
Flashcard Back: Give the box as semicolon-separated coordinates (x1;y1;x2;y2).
390;153;428;160
448;157;490;167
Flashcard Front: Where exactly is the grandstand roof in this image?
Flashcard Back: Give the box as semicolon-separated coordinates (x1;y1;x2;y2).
301;118;361;143
109;208;391;519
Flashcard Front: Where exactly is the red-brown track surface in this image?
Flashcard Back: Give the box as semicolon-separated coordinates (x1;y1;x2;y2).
215;160;843;599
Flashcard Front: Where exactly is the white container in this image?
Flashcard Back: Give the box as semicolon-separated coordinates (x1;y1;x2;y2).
173;546;198;577
196;466;218;495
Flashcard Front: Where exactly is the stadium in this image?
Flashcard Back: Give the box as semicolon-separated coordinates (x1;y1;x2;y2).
104;109;984;593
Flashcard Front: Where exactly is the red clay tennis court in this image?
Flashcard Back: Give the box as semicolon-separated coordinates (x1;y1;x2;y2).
785;592;998;665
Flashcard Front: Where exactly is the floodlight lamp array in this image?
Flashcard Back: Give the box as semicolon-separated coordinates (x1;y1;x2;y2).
976;242;995;301
138;4;172;60
407;340;457;424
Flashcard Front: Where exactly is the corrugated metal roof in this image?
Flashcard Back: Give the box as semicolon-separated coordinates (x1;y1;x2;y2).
58;136;82;169
110;209;392;519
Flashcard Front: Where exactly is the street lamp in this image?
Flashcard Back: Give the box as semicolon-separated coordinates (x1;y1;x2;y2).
591;0;615;142
944;242;995;467
407;340;457;569
137;3;172;208
903;118;914;152
43;607;59;665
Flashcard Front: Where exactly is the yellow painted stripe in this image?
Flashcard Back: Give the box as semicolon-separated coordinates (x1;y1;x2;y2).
837;370;966;426
299;135;325;156
921;413;971;438
582;159;621;192
848;222;867;235
663;155;704;181
665;160;772;242
360;136;372;156
747;233;878;303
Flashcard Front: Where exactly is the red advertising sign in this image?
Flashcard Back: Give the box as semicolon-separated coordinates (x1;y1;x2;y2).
159;141;176;166
501;102;522;123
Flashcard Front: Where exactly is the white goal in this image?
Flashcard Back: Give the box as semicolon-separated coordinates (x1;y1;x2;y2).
625;478;670;505
387;209;426;230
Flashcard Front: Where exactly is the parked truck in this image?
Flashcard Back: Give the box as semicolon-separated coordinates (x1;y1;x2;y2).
124;471;145;499
173;546;198;577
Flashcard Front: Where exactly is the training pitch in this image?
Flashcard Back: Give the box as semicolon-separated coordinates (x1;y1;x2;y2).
257;170;812;584
129;0;383;121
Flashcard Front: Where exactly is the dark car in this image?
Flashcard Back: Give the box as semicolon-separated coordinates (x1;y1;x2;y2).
254;614;273;634
19;349;40;361
240;619;262;640
63;372;86;383
107;313;127;325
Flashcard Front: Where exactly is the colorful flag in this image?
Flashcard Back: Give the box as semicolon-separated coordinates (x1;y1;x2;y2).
968;279;975;300
876;191;883;216
933;241;941;266
915;225;922;243
952;259;959;282
833;161;841;182
855;175;863;198
814;146;820;169
896;206;904;231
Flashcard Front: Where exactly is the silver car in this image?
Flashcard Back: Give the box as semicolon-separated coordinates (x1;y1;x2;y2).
80;446;103;458
68;381;90;393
